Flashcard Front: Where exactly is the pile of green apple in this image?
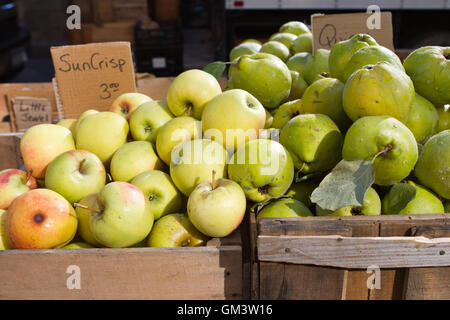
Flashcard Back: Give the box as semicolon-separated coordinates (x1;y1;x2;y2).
1;22;449;251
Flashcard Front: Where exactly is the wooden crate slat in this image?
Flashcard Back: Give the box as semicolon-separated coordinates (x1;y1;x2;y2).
0;246;242;300
258;235;450;269
402;224;450;299
257;217;351;299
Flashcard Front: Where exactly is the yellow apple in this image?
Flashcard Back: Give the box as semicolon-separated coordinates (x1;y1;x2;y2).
110;92;152;120
76;111;129;164
110;141;164;182
202;89;266;152
20;124;76;179
156;116;201;165
170;139;228;196
167;69;222;119
7;189;78;249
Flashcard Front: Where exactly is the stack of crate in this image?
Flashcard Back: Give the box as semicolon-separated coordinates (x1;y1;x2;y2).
68;0;149;45
133;19;183;77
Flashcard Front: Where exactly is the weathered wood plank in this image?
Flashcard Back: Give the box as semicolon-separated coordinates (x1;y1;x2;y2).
403;224;450;299
0;246;242;300
258;235;450;269
257;214;351;300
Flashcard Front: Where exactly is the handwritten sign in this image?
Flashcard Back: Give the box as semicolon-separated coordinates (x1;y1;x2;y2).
50;42;136;119
311;12;394;52
11;97;52;131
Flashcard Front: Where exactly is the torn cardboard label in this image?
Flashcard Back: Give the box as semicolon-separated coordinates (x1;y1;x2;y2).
312;12;394;51
51;42;136;119
11;97;52;132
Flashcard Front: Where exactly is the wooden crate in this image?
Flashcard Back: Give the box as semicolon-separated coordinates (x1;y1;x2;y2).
0;227;245;299
250;212;450;300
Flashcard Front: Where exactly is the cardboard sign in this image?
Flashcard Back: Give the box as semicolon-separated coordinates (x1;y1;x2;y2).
311;12;394;51
50;42;136;119
10;97;52;132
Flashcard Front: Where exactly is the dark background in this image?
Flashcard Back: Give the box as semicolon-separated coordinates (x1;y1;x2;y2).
0;0;449;83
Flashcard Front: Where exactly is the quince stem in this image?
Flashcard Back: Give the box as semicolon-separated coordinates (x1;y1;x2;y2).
372;144;393;162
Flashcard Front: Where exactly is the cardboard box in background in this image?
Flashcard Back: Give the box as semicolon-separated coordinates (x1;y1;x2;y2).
311;12;395;51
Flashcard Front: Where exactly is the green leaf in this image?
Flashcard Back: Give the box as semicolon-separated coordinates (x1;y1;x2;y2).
203;61;227;80
310;159;375;211
384;183;417;214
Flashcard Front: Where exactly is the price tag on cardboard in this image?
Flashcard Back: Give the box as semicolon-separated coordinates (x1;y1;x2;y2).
311;12;394;51
50;42;136;119
11;96;52;131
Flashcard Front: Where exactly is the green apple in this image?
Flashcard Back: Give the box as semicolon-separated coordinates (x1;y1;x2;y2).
156;116;201;165
188;176;246;238
343;62;414;123
311;72;331;83
382;181;444;214
81;182;154;248
201;89;266;152
257;198;312;222
167;69;222;119
444;201;450;213
303;49;330;85
63;242;94;249
74;193;103;247
57;118;77;136
21;124;75;179
259;41;290;61
110;141;163;183
291;33;312;54
76;111;129;164
110;92;152;120
269;32;297;50
131;170;182;220
286;52;313;75
341;45;404;82
272;99;303;129
170;139;228;196
279;21;310;36
287;70;308;100
130;100;174;143
0;209;12;250
45;150;106;204
74;109;99;137
280;114;343;173
0;169;38;210
228;52;291;109
403;46;450;106
286;177;321;208
437;106;450;132
301;77;352;131
405;93;439;143
343;116;418;186
229;41;262;62
329;33;378;82
7;189;77;249
228;139;294;202
317;187;381;216
414;130;450;199
147;213;209;247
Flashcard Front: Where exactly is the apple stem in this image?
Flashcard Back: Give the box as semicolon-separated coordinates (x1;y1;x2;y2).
211;170;217;190
79;159;87;173
73;203;101;213
373;144;393;161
